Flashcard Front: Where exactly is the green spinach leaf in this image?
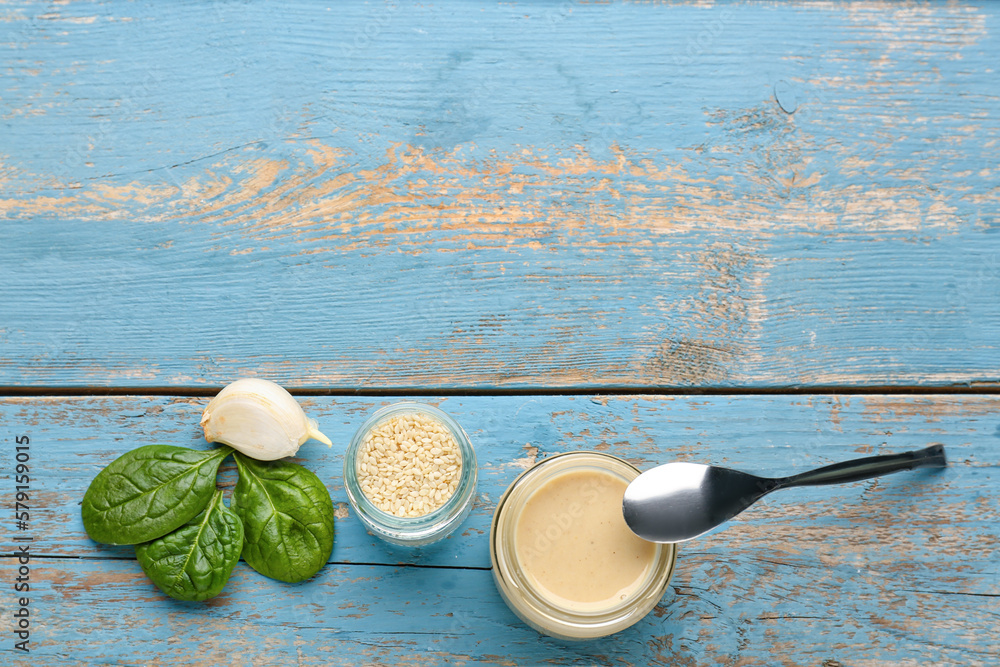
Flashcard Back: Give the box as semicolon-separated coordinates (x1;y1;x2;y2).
82;445;231;545
232;453;334;583
135;489;244;602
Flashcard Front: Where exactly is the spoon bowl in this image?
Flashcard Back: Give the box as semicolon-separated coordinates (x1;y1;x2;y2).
623;445;947;543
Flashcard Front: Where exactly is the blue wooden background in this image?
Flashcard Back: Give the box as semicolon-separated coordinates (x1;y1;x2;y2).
2;0;998;390
1;0;999;665
2;395;999;665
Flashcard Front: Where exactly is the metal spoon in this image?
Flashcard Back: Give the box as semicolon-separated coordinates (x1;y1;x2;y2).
623;445;947;543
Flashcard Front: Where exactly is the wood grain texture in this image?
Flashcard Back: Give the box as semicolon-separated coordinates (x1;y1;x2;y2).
2;1;999;389
2;394;997;665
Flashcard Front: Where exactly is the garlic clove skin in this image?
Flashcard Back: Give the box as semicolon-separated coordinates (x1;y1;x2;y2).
200;378;332;461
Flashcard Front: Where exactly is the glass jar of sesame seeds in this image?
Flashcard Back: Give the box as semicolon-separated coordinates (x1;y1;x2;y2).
344;402;478;546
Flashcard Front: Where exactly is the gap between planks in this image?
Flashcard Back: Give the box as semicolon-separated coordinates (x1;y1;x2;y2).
0;554;493;572
1;384;999;398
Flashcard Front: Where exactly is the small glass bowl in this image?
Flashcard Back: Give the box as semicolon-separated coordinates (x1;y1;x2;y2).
344;402;478;547
491;451;677;640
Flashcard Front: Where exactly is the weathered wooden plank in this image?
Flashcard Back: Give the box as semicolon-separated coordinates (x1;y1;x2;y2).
2;1;999;389
1;394;997;664
7;555;998;667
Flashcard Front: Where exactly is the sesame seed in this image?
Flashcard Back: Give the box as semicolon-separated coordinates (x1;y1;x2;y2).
357;411;464;517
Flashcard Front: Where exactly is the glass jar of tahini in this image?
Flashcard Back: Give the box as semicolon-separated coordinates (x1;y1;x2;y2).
344;402;478;546
491;451;677;640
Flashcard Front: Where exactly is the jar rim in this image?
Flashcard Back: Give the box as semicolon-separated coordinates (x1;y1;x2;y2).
490;451;676;639
344;402;478;545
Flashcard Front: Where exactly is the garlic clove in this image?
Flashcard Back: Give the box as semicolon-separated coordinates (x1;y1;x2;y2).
200;378;332;461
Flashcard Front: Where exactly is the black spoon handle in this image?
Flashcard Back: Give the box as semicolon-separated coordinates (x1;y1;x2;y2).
774;445;947;489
